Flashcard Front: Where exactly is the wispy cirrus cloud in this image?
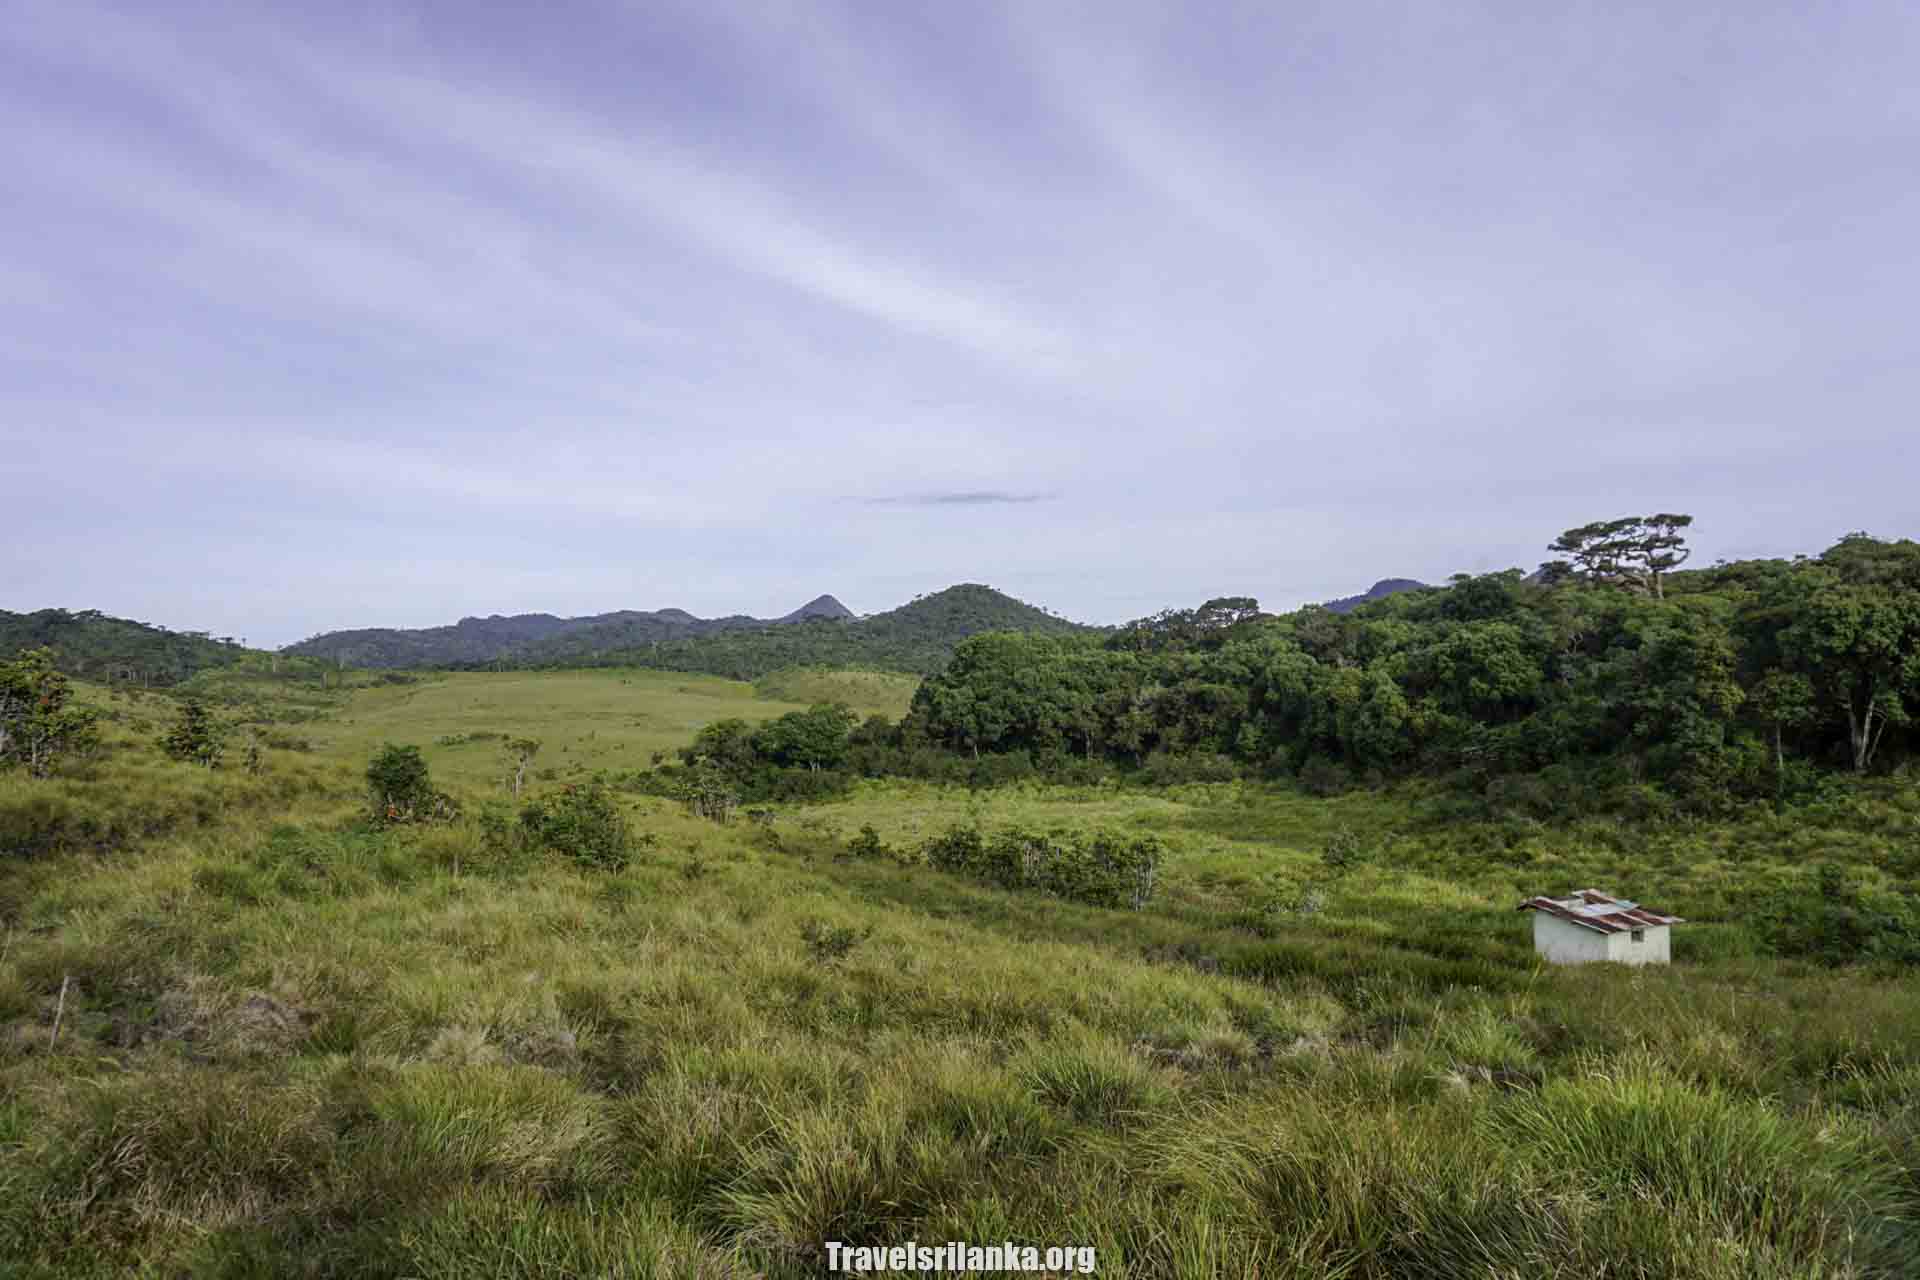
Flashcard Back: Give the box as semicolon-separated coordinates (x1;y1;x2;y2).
2;0;1916;644
856;490;1058;507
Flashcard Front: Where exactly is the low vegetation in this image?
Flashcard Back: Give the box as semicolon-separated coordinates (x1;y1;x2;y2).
1;524;1917;1275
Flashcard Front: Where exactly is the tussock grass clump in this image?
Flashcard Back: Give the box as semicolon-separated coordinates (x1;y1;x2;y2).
0;754;347;859
1499;1056;1919;1274
332;1061;615;1198
5;1066;331;1263
344;1187;738;1280
1012;1026;1173;1127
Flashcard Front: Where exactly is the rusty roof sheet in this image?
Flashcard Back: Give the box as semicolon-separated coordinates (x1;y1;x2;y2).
1517;888;1683;935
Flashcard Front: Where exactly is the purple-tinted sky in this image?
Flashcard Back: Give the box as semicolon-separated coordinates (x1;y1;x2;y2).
5;0;1916;646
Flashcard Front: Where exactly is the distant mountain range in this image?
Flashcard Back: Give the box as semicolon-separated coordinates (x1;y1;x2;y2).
283;593;861;669
285;576;1435;676
8;577;1436;686
1322;578;1430;614
603;584;1088;680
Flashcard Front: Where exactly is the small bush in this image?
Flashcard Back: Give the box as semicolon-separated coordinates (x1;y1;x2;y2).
1139;751;1239;786
1320;828;1369;876
160;701;224;769
1754;862;1920;965
921;824;1161;910
0;648;99;777
1297;756;1352;797
366;744;443;821
798;918;872;966
675;767;739;823
519;783;632;869
923;825;985;875
968;749;1036;789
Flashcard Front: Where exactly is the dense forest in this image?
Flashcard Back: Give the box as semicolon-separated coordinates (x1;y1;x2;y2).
661;530;1920;818
0;608;250;687
897;532;1920;807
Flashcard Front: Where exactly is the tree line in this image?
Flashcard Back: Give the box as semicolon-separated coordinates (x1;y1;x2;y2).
0;608;251;688
655;526;1920;816
896;528;1919;808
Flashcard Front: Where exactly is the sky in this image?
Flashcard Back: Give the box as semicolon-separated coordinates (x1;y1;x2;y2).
4;0;1917;647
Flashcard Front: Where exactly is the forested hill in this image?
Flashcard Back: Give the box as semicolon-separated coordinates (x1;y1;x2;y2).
0;608;251;686
511;584;1092;679
1325;578;1429;613
284;595;857;669
897;533;1920;804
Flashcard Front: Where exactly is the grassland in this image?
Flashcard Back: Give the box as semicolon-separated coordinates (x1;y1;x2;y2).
1;670;1916;1277
184;667;917;792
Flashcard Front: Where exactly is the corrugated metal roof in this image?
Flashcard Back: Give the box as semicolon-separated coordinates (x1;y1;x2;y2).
1517;888;1683;935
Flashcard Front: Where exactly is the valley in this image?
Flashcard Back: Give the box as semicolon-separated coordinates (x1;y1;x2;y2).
1;658;1915;1276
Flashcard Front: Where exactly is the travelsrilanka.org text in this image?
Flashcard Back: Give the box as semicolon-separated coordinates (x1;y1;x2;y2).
825;1240;1097;1273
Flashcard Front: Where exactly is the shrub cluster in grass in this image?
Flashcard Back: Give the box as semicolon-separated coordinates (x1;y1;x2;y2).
923;824;1161;909
1754;862;1920;966
0;646;100;778
365;744;457;822
798;917;872;966
1137;750;1241;786
843;823;888;861
517;782;633;869
159;700;224;769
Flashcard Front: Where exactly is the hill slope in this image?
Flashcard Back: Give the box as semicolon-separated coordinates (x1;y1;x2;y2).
0;607;251;685
569;584;1092;679
283;586;1088;678
778;594;855;624
285;596;850;669
1323;577;1430;613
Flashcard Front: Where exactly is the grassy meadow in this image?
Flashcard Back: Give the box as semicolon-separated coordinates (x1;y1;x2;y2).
1;668;1917;1276
275;667;917;791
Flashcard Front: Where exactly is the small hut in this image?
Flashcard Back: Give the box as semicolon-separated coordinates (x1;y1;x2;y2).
1517;889;1681;966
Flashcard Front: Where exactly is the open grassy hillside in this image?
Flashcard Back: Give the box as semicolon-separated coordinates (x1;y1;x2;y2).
284;668;909;791
748;668;920;719
1;671;1917;1277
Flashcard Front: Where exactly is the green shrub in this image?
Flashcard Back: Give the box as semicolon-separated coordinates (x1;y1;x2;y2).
1139;751;1239;786
1297;756;1352;797
1320;827;1369;875
366;743;438;820
921;824;1161;910
798;917;872;966
0;647;99;778
519;783;632;869
843;824;890;861
674;766;739;823
967;749;1036;789
160;700;225;768
1754;862;1920;965
923;825;985;875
